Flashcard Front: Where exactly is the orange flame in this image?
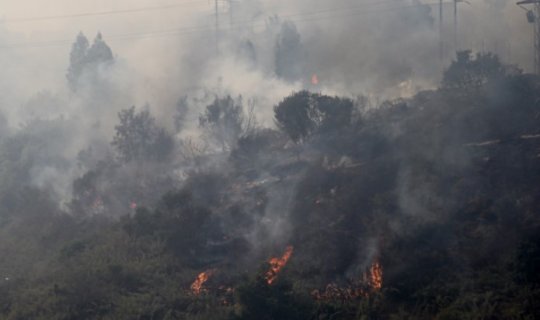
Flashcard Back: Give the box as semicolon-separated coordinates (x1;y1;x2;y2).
191;269;215;295
364;260;383;291
265;246;294;285
312;260;383;302
311;73;319;85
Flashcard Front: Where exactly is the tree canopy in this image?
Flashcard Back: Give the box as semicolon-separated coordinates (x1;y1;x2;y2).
275;21;305;82
66;32;114;91
1;51;540;320
442;50;520;91
111;106;174;163
274;91;353;142
199;96;246;151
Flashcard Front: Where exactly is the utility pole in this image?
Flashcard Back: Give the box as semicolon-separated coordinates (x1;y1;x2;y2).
215;0;219;55
454;0;458;50
517;0;540;74
453;1;470;53
229;0;233;26
440;0;444;61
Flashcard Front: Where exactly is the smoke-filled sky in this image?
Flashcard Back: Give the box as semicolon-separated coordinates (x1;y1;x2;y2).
0;1;529;137
0;0;535;128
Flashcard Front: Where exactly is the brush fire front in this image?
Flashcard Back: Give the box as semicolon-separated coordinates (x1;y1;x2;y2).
265;245;294;285
190;246;295;296
312;259;383;302
190;269;216;295
189;246;383;304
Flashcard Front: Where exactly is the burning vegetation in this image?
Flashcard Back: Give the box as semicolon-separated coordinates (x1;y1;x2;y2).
265;246;294;285
312;259;383;302
366;259;383;291
190;269;216;295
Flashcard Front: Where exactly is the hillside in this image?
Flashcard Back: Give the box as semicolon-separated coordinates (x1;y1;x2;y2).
0;52;540;319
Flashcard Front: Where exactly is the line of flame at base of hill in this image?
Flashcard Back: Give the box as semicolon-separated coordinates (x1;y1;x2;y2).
189;250;381;303
265;245;294;285
312;260;383;302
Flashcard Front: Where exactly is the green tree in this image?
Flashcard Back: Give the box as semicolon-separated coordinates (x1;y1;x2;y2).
111;106;174;163
442;50;520;91
275;21;305;82
231;271;313;320
199;96;245;151
85;32;113;66
274;91;353;142
66;32;114;91
66;32;90;91
124;189;221;265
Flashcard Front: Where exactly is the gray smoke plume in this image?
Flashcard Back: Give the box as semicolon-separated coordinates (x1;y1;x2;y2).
0;0;534;206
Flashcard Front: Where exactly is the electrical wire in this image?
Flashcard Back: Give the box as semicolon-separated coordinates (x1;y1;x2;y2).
3;1;208;23
2;0;409;24
0;1;449;49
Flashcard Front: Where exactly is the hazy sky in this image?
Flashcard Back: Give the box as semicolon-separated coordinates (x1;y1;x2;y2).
0;1;533;61
0;0;536;99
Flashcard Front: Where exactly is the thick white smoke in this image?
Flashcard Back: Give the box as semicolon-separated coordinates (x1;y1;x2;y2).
0;0;535;200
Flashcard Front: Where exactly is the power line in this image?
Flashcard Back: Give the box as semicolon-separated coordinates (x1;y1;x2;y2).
0;2;448;49
275;1;450;25
216;0;219;55
2;0;409;24
440;0;443;60
2;1;207;23
0;1;451;49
